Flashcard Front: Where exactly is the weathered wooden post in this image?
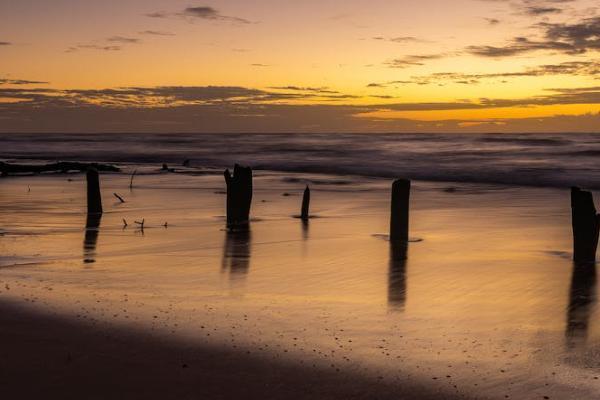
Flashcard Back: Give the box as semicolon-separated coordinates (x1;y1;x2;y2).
224;164;253;228
390;179;410;242
301;185;310;221
86;168;103;214
571;187;600;263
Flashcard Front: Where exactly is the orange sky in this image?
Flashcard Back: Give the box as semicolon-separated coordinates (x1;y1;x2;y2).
0;0;598;132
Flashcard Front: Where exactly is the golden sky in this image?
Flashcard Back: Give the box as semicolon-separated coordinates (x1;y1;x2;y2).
0;0;598;132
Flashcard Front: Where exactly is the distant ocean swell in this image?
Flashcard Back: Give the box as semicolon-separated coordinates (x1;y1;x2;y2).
1;133;600;189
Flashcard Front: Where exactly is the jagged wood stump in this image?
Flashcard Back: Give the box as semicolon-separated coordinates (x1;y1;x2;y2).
390;179;410;242
86;168;103;215
301;185;310;221
571;187;600;263
224;164;253;228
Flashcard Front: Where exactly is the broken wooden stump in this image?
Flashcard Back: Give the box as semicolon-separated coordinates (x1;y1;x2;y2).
571;187;600;263
301;185;311;221
86;168;103;214
390;179;411;242
224;164;253;228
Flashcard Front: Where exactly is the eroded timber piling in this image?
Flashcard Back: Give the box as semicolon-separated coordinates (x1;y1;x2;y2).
86;168;103;214
571;187;600;263
301;185;310;221
224;164;253;228
390;179;410;242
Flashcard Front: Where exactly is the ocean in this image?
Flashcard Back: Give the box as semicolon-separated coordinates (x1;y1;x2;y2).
1;132;599;189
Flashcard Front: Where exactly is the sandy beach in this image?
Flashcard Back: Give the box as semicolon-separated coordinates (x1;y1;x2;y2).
0;166;598;399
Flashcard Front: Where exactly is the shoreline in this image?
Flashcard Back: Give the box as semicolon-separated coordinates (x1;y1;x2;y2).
0;169;598;399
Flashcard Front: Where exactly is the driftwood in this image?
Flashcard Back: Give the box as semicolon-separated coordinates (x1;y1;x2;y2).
224;164;253;228
0;161;119;176
129;169;137;190
390;179;411;242
571;187;600;263
301;185;311;221
113;193;125;203
86;169;103;215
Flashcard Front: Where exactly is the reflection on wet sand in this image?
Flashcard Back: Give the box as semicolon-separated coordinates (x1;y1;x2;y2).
222;227;252;280
301;219;309;241
83;214;102;264
388;240;408;311
565;262;597;347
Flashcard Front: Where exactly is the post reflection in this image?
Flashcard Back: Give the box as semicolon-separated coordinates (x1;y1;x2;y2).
83;214;102;264
221;227;252;280
301;219;309;241
565;261;597;348
388;240;408;311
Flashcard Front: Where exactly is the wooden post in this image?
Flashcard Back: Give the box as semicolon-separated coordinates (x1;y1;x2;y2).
86;168;103;214
224;164;253;228
301;185;310;221
571;187;600;263
390;179;410;242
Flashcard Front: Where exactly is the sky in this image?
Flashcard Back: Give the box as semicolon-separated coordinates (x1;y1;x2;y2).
0;0;599;133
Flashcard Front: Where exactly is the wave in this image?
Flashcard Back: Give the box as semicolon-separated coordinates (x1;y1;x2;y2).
1;132;600;189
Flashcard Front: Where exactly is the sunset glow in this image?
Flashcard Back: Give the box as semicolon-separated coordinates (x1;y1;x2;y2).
1;0;598;132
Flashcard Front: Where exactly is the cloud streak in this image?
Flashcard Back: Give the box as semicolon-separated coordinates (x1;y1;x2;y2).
146;6;252;24
468;16;600;57
0;78;48;85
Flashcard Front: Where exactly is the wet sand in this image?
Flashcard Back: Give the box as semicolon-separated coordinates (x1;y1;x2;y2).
0;300;458;400
0;167;599;399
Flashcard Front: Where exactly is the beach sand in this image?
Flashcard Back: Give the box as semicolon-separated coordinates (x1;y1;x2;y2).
1;167;599;399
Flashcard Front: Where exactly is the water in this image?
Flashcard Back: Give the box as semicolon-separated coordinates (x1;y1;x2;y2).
0;172;598;399
2;132;600;188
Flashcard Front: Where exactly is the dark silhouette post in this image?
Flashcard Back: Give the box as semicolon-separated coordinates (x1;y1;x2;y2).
390;179;410;242
571;187;600;263
86;168;103;215
224;164;253;228
301;185;310;221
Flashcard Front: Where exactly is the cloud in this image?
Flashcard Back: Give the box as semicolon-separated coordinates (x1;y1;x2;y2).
385;54;447;68
0;84;598;133
1;84;597;111
146;6;252;24
67;35;143;52
268;86;340;94
106;36;141;44
66;44;122;52
485;18;501;25
524;6;562;15
139;30;175;36
373;36;424;43
146;11;168;18
0;78;48;85
371;60;600;86
0;41;11;46
467;16;600;57
181;6;253;23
